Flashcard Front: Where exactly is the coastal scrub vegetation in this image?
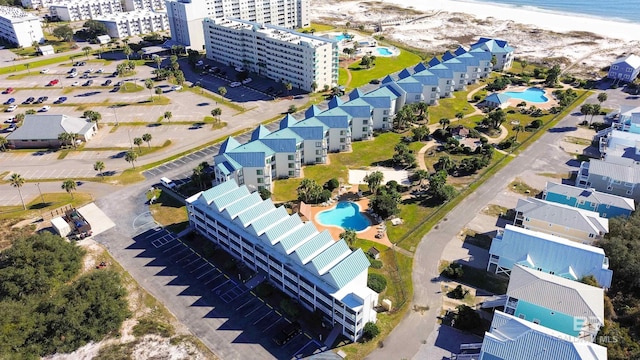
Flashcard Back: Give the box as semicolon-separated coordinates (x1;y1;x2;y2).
0;232;130;358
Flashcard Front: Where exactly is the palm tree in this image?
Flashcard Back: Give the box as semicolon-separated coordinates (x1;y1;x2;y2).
61;179;76;200
414;169;429;187
123;45;132;60
10;173;26;210
98;44;105;59
142;133;152;148
24;63;30;74
284;82;293;95
311;81;318;92
597;92;608;105
211;108;222;124
580;104;593;123
58;132;71;148
137;50;144;59
163;111;172;123
82;46;92;60
455;112;464;121
145;79;155;101
339;229;357;247
93;161;105;179
512;124;524;141
0;136;7;151
439;118;450;129
153;55;162;70
218;86;227;97
133;137;143;152
125;150;138;169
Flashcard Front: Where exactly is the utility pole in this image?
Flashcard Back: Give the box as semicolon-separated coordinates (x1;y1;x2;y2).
35;182;45;205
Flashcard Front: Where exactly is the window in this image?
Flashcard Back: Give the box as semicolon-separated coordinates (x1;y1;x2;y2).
316;157;321;162
288;170;294;176
315;141;322;147
431;87;436;91
414;95;420;100
256;169;263;175
288;163;294;168
340;138;345;143
588;233;595;238
257;178;264;183
288;155;294;160
362;127;368;132
340;130;346;135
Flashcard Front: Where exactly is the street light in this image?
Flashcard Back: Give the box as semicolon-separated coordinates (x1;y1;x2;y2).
35;182;45;205
112;107;119;126
128;129;133;149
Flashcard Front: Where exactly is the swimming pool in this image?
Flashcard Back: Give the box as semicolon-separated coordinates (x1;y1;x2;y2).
316;202;370;231
335;34;348;41
502;87;549;103
376;47;393;56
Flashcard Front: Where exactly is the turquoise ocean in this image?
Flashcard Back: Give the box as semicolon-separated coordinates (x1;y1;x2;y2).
471;0;640;23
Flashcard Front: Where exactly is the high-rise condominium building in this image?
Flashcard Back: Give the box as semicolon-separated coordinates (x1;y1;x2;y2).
164;0;309;50
49;0;122;21
94;10;169;38
124;0;165;11
0;6;43;47
203;17;337;92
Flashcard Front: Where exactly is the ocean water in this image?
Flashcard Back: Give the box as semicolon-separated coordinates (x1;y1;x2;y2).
472;0;640;23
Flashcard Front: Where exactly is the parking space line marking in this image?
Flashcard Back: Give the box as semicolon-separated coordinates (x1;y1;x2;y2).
235;298;254;311
263;317;282;332
196;268;215;279
203;273;223;285
244;305;262;317
211;279;231;292
181;258;201;267
189;263;208;273
163;243;182;253
252;310;272;325
174;253;194;263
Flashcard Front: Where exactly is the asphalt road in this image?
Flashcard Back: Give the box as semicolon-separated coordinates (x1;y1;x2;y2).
366;102;585;359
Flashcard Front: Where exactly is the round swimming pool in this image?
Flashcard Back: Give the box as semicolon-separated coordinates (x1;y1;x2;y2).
316;202;370;231
502;87;549;103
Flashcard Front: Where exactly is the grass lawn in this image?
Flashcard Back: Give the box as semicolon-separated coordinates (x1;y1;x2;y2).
346;49;422;89
296;23;336;32
509;179;540;195
428;86;482;122
338;67;349;86
120;83;144;93
149;190;188;233
0;192;92;220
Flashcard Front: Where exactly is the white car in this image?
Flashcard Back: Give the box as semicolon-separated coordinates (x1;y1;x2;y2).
171;85;182;91
242;77;252;84
39;105;50;112
85;68;94;73
229;82;242;88
40;68;50;74
6;104;17;112
96;68;104;73
234;66;245;72
71;81;80;86
68;72;78;78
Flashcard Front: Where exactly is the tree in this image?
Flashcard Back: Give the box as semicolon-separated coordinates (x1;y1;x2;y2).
597;92;608;105
288;105;297;114
153;55;162;70
133;137;143;152
83;110;101;124
324;178;340;191
545;64;562;86
413;169;429;187
123;45;132;60
520;59;528;72
0;136;7;151
82;46;92;60
61;179;76;199
137;50;144;60
392;142;416;168
297;178;324;204
285;82;293;94
211;108;222;124
125;150;138;169
93;161;105;179
142;133;152;148
9;173;25;210
580;103;593;123
24;62;30;74
310;81;318;92
155;87;162;96
453;305;482;331
360;55;372;69
258;188;271;200
144;78;155;101
52;25;73;42
512;124;524;140
363;171;383;195
590;104;602;124
439;118;450;129
367;273;387;293
370;188;401;219
362;322;380;341
163;111;172;123
435;155;455;174
412;125;430;141
83;19;107;37
174;70;185;85
339;229;357;247
58;132;72;148
218;86;227;97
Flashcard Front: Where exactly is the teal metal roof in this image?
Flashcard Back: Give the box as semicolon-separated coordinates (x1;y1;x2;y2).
293;117;329;131
201;180;238;204
265;127;303;142
261;215;303;245
279;113;298;129
250;206;289;235
277;222;318;254
305;104;322;118
211;186;250;212
324;248;370;288
223;192;262;219
293;230;334;265
235;200;275;227
228;140;276;156
218;136;241;154
251;124;271;141
309;240;350;275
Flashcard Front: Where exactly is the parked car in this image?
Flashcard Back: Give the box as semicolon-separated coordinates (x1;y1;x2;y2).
68;72;78;78
83;80;93;86
112;87;120;92
85;69;93;73
242;77;253;84
81;74;89;79
370;79;381;84
40;68;50;74
34;96;48;104
54;96;67;104
103;79;112;86
272;321;301;346
5;98;15;104
47;79;59;86
234;66;245;72
171;85;182;91
4;87;15;94
6;104;17;112
5;124;16;132
23;97;35;104
4;117;15;123
68;68;77;74
39;105;50;112
208;67;219;74
96;68;104;73
116;81;124;87
229;81;242;88
71;81;80;86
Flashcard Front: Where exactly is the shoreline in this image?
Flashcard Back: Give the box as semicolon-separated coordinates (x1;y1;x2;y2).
378;0;640;41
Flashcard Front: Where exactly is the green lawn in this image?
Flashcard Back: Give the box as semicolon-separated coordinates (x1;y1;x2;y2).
296;23;336;33
0;192;93;220
427;82;486;122
345;49;422;89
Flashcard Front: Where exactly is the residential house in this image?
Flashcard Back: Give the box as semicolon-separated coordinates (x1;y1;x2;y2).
543;181;635;218
478;311;607;360
186;180;378;341
598;128;640;161
610;105;640;133
361;85;402;130
212;137;276;191
513;197;608;244
504;265;604;341
6;114;97;149
607;54;640;83
487;225;613;289
577;157;640;201
470;37;514;71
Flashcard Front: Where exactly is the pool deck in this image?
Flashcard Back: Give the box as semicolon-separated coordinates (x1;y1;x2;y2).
308;185;393;248
502;85;558;110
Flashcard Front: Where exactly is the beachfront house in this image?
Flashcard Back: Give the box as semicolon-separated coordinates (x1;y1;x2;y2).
597;128;640;161
577;157;640;201
487;225;613;289
186;180;379;341
339;98;374;141
411;69;441;104
607;54;640;83
513;197;608;244
543;182;635;219
476;311;607;360
470;37;514;71
608;105;640;133
504;265;604;342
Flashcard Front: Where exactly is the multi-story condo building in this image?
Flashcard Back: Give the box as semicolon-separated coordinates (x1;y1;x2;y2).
124;0;165;11
186;180;379;341
543;181;635;219
470;37;514;71
94;10;169;38
0;6;43;47
577;157;640;202
202;17;337;92
164;0;309;50
49;0;122;21
21;0;54;9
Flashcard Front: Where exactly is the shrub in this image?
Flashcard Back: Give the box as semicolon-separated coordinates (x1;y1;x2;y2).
367;273;387;293
133;317;175;337
472;94;482;102
442;263;464;279
362;322;380;341
448;285;469;299
529;119;543;128
279;298;301;318
324;178;340;191
453;305;482;331
369;258;383;269
254;282;274;298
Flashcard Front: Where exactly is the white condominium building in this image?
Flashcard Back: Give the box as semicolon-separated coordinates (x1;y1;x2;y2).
164;0;309;50
203;17;337;92
21;0;54;9
124;0;165;11
49;0;122;21
94;10;169;38
186;180;379;341
0;6;43;47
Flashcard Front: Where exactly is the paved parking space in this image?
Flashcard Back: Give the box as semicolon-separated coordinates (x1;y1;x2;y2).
2;167;100;179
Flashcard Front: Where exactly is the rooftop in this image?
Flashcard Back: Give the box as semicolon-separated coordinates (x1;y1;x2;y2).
0;5;39;20
544;181;635;211
6;114;95;141
515;197;609;235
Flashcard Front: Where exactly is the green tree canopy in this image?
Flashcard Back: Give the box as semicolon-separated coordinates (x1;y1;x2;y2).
52;25;74;42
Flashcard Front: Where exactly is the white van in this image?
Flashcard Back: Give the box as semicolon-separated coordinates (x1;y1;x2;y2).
160;177;176;189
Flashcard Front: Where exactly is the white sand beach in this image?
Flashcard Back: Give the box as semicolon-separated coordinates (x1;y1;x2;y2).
310;0;640;77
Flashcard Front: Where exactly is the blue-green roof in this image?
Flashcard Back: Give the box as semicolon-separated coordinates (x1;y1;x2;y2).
279;113;298;129
265;127;303;142
325;249;370;288
261;215;302;245
223;192;262;218
293;231;333;264
201;180;239;204
250;206;289;235
251;124;271;141
218;136;241;154
305;104;322;118
309;240;350;275
211;186;250;212
293;117;329;131
276;222;318;253
235;200;275;227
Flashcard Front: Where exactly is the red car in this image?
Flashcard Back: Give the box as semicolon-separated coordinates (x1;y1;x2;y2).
3;87;14;94
47;79;59;86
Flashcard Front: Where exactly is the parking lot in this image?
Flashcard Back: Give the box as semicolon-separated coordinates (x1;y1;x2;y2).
139;228;326;359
